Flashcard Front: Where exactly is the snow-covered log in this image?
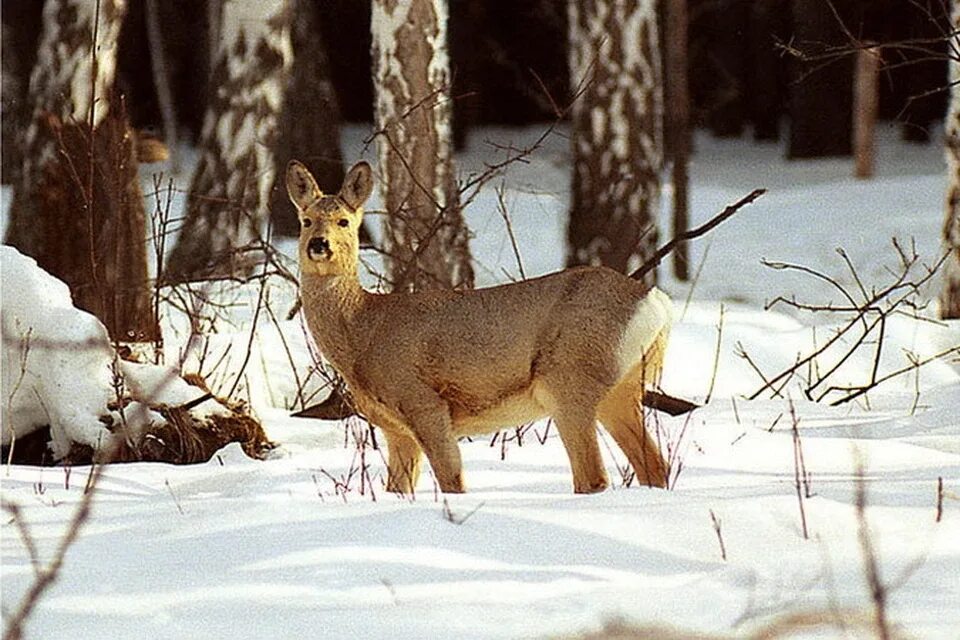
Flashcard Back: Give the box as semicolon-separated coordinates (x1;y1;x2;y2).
1;246;271;464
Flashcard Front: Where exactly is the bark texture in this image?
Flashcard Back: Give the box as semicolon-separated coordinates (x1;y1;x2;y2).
372;0;474;292
269;0;345;238
567;0;663;285
942;2;960;319
5;0;156;341
164;0;292;282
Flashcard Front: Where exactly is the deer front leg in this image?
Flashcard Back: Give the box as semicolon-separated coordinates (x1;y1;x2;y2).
384;430;423;495
415;425;464;494
400;393;465;494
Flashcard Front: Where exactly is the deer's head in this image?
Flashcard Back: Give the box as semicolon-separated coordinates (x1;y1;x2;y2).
286;160;374;277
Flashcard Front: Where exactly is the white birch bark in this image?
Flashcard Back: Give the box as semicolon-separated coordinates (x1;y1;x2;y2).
165;0;292;282
567;0;663;284
18;0;125;185
941;1;960;319
6;0;156;341
372;0;473;291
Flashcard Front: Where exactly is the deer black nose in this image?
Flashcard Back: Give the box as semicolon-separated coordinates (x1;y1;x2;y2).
307;237;331;257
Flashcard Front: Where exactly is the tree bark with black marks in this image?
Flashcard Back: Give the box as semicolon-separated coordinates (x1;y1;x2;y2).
269;0;345;238
567;0;663;285
942;1;960;319
164;0;292;282
371;0;474;292
5;0;156;342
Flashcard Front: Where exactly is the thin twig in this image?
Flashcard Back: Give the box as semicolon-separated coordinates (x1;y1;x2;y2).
705;303;725;404
709;509;727;561
629;189;766;281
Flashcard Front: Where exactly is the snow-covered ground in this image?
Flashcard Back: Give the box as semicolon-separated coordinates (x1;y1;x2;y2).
2;124;959;639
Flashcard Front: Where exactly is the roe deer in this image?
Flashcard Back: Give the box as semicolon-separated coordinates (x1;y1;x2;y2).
289;160;673;494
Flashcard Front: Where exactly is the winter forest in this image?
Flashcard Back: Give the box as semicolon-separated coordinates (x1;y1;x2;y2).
1;0;959;638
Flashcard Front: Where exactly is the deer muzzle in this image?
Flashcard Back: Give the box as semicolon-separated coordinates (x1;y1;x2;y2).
307;236;332;261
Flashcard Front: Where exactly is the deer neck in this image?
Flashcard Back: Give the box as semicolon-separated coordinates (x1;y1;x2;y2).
300;271;368;372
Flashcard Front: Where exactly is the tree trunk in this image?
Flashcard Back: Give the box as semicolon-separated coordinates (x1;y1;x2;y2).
269;0;345;238
748;0;786;141
567;0;663;285
163;0;292;282
5;0;156;342
0;1;44;184
371;0;473;292
664;0;690;281
704;0;749;138
942;2;960;319
787;0;853;159
852;46;879;180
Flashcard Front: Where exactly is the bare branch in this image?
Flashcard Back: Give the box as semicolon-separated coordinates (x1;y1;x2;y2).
630;189;766;281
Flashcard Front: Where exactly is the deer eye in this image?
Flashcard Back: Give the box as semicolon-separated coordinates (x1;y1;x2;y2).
337;218;350;228
302;218;312;228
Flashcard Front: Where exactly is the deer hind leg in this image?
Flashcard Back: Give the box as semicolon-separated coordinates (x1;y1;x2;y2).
384;430;423;495
597;384;667;489
554;411;609;493
640;326;669;386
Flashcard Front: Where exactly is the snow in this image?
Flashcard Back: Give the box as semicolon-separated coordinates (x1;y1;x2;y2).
1;246;118;458
2;124;960;639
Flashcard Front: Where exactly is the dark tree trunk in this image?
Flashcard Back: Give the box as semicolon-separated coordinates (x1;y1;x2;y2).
664;0;690;280
320;0;373;123
372;0;474;292
748;0;786;141
0;0;44;185
449;0;483;150
787;0;853;159
269;0;345;238
5;0;156;342
567;0;663;285
704;0;749;137
163;0;291;282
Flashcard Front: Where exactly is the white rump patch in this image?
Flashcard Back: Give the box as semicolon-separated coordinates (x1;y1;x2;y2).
616;287;673;379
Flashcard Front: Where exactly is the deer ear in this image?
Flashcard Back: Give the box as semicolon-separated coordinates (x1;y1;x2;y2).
286;160;322;210
340;161;374;211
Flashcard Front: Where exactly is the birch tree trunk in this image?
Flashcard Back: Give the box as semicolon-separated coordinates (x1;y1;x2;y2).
164;0;292;282
5;0;157;342
567;0;664;286
371;0;473;292
941;1;960;319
